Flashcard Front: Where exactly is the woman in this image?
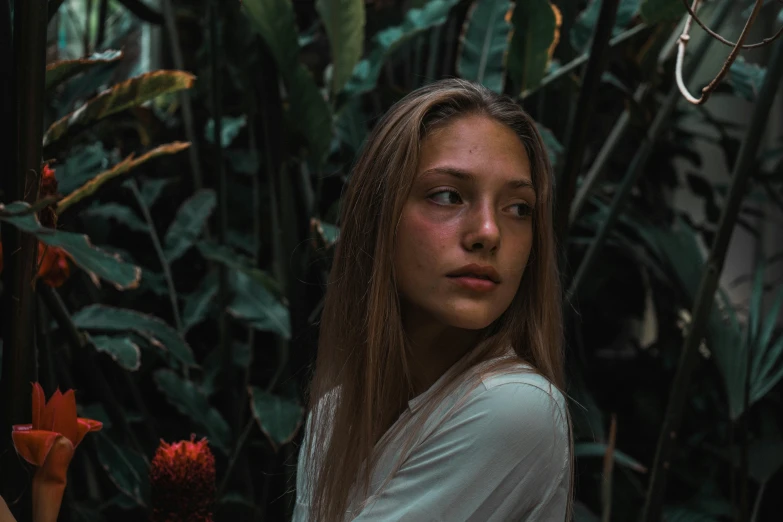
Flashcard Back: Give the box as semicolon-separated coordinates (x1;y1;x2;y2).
292;78;574;522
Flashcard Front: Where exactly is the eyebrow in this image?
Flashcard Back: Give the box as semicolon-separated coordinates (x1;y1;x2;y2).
420;166;536;194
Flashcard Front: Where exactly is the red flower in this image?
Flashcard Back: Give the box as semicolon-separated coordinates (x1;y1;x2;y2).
150;435;216;522
12;383;102;467
11;383;102;522
40;164;58;197
36;244;71;288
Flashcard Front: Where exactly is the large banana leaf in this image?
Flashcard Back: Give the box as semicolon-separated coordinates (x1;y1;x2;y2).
0;201;142;290
56;142;190;214
45;50;123;91
506;0;561;96
43;70;195;149
242;0;332;164
344;0;462;96
316;0;365;96
457;0;513;93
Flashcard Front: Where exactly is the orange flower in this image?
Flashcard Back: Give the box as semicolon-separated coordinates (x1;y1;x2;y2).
12;383;102;467
150;435;216;522
11;383;102;522
35;244;70;288
40;164;58;198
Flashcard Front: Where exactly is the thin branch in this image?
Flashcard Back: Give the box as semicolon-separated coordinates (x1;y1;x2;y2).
680;0;783;50
127;179;183;334
640;28;783;522
676;0;764;105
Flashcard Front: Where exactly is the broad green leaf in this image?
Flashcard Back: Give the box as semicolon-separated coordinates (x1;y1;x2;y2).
344;0;461;96
242;0;333;164
571;0;640;54
248;386;304;451
72;304;195;366
225;150;260;175
335;97;368;153
86;334;141;371
153;369;231;453
197;241;286;300
228;270;291;339
82;203;149;233
45;50;123;91
640;0;685;24
205;115;248;147
183;269;219;333
164;189;217;263
0;201;142;290
316;0;365;95
457;0;513;93
574;442;648;472
56;142;191;214
507;0;561;96
728;56;766;102
93;433;148;507
43;70;196;149
747;439;783;484
77;403;113;429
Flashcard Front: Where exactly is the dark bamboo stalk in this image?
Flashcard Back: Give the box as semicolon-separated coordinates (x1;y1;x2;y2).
84;0;93;56
0;0;47;514
567;0;734;301
49;0;67;22
555;0;621;248
640;31;783;522
96;0;109;50
115;0;164;25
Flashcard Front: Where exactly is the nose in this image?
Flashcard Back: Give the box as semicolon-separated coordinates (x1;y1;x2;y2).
463;200;500;252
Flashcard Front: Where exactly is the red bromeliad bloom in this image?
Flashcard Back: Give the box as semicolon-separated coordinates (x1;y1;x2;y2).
150;435;216;522
11;383;103;467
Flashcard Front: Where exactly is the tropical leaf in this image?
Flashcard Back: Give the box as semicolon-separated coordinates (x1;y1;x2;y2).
163;189;217;263
197;241;286;300
86;334;142;371
45;50;123;91
344;0;462;96
457;0;513;93
227;270;291;339
131;177;176;208
56;142;191;214
535;122;564;170
205;116;248;148
43;71;196;149
571;0;640;54
574;442;648;472
182;269;219;334
248;386;304;451
242;0;333;164
153;369;232;454
316;0;366;95
0;201;142;290
93;433;149;507
82;203;149;233
507;0;562;96
71;304;196;367
55;143;112;195
728;56;766;102
639;0;685;24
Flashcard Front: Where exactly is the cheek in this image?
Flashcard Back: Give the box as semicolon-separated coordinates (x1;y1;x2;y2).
395;211;449;282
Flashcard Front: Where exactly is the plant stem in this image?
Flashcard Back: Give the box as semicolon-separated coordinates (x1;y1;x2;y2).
0;0;47;513
640;29;783;522
555;0;621;247
96;0;109;50
127;178;183;334
567;0;734;301
161;0;204;190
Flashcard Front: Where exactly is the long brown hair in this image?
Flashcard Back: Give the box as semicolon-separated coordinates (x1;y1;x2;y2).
299;77;574;521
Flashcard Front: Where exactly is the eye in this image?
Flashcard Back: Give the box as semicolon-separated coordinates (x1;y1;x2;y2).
428;190;534;220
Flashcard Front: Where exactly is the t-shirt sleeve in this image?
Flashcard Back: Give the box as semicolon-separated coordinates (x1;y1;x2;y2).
349;381;570;522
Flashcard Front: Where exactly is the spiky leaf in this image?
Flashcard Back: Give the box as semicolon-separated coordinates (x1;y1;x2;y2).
45;50;123;91
43;71;195;149
0;201;142;290
72;304;195;367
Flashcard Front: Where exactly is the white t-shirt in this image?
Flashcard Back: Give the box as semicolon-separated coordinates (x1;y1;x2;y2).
292;345;570;522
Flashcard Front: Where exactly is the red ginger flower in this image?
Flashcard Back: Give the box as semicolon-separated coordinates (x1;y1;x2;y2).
150;435;216;522
11;383;102;522
36;244;71;288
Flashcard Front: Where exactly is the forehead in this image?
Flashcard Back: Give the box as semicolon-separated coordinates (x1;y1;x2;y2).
417;115;533;186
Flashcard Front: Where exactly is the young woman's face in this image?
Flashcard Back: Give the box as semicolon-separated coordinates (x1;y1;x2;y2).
393;113;536;333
